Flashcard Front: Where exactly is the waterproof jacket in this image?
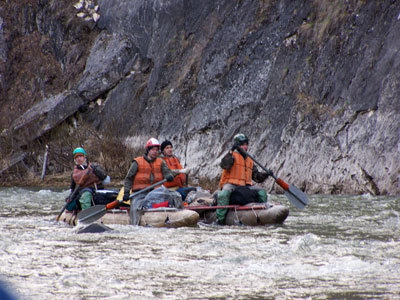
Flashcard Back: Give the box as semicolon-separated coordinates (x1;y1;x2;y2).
131;157;164;191
72;163;102;189
161;156;186;188
219;151;253;188
123;156;174;197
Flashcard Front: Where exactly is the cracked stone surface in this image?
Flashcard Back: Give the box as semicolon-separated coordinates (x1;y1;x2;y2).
1;0;399;194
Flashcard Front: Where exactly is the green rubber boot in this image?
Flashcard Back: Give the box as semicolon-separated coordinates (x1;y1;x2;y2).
215;189;231;224
257;189;268;203
79;191;93;210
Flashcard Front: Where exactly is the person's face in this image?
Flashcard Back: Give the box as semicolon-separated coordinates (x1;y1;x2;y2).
148;146;160;159
74;154;86;165
240;143;248;152
163;145;173;157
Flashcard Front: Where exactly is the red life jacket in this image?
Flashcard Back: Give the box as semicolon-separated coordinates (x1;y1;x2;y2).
162;156;186;188
132;157;164;191
219;151;253;189
72;163;102;188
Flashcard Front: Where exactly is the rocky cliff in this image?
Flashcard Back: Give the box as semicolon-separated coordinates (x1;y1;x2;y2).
0;0;399;195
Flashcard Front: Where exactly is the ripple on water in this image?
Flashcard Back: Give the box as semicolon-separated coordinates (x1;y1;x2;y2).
0;189;399;299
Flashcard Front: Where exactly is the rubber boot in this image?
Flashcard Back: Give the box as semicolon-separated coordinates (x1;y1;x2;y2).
215;189;231;224
79;191;93;210
257;189;268;203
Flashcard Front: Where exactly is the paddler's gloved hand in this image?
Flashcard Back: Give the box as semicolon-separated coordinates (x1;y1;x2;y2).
166;174;174;182
257;169;273;182
265;169;273;177
258;172;269;182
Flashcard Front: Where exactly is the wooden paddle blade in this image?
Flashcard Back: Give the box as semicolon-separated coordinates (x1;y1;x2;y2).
78;205;107;224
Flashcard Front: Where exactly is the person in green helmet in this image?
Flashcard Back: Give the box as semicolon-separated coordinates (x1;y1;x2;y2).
66;147;111;212
215;134;273;225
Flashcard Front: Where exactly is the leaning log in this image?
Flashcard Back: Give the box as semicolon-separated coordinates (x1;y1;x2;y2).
0;151;26;176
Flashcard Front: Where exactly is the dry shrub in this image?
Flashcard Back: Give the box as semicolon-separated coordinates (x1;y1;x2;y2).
296;92;331;120
85;134;141;181
62;122;143;182
299;0;365;44
0;119;141;186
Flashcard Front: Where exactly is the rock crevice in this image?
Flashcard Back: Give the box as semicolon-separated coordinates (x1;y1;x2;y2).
0;0;399;194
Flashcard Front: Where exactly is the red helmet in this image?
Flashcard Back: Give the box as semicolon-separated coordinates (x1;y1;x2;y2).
145;138;161;149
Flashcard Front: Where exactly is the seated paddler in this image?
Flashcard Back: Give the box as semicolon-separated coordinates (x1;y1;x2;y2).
66;147;111;212
123;138;175;224
160;140;196;202
215;134;273;225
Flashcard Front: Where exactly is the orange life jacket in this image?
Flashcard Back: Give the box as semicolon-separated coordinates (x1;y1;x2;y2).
219;151;253;189
132;157;164;191
72;163;102;188
162;156;186;188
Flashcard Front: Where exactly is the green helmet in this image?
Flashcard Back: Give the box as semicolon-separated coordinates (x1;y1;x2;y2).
234;133;249;145
73;147;87;157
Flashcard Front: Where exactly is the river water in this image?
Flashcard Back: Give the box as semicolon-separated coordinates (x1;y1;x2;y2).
0;187;399;300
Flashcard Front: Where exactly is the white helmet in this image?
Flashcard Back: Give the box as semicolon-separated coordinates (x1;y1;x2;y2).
145;138;161;149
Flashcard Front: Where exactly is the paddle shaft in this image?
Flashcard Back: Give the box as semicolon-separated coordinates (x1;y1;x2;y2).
236;147;308;208
236;147;281;182
78;178;169;223
56;185;80;222
56;166;91;221
108;178;169;209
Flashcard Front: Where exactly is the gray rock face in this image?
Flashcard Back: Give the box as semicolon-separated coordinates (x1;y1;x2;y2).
1;0;400;195
10;91;84;145
77;32;139;101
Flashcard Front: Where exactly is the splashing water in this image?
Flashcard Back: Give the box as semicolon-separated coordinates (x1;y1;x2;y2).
0;188;399;299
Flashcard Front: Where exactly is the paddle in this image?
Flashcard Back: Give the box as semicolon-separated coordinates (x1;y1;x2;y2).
78;177;170;224
236;147;308;209
56;164;92;222
56;185;80;222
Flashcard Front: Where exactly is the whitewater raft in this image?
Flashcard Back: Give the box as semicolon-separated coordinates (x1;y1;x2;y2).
187;203;289;226
59;203;288;227
59;207;200;228
58;187;289;227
